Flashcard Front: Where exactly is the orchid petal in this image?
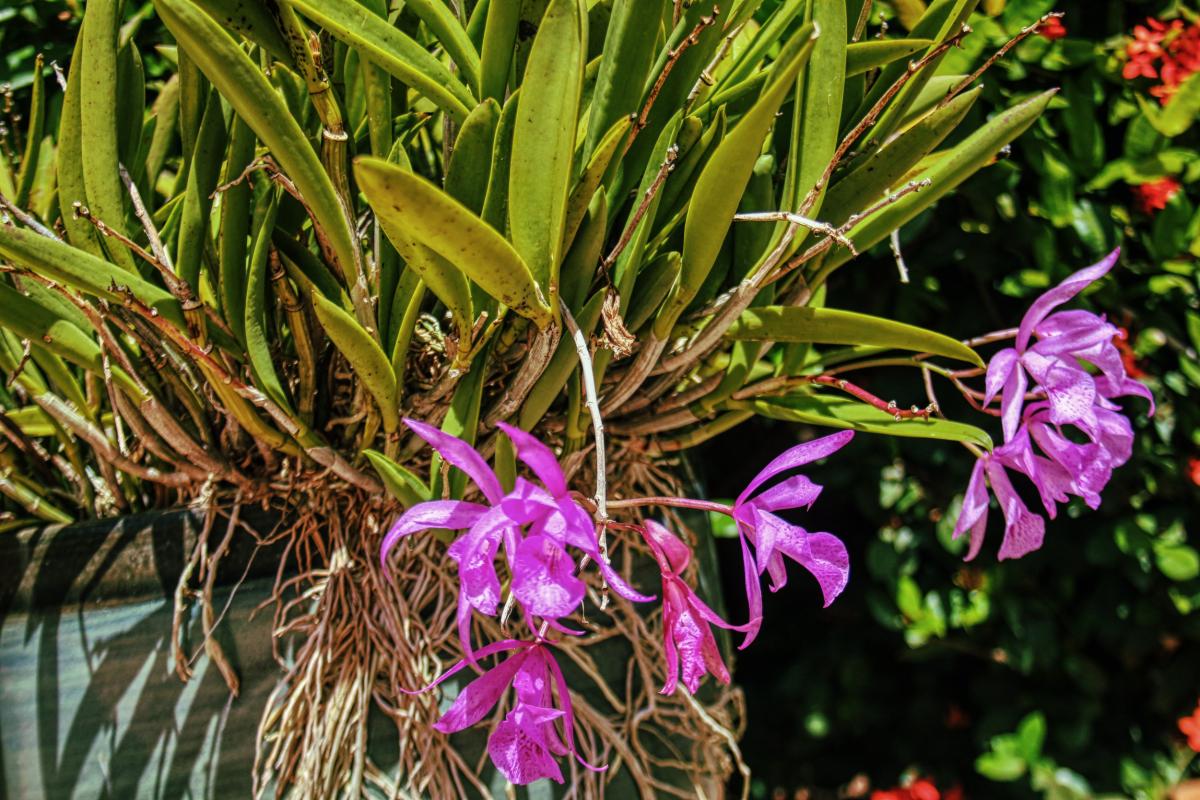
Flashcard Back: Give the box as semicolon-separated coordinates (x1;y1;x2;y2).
1017;249;1119;351
400;639;529;696
984;348;1018;407
496;422;570;497
433;648;531;734
736;430;854;505
643;519;693;574
747;474;823;513
985;460;1046;560
512;535;586;620
1000;359;1028;443
487;710;566;785
404;417;503;503
541;647;607;773
380;500;487;569
736;525;764;650
954;458;990;562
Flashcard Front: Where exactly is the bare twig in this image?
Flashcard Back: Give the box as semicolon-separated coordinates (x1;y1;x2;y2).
734;210;858;255
851;0;874;43
941;13;1065;107
624;8;721;157
890;228;909;283
601;146;680;275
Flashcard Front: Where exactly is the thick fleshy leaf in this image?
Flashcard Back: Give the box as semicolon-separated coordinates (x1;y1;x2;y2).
728;306;984;367
512;535;585;619
404;417;503;503
737;430;854;505
1017;249;1119;350
284;0;474;122
824;90;1057;275
736;393;994;450
845;38;934;76
311;289;399;432
658;23;816;334
155;0;357;280
356;157;552;326
508;0;584;303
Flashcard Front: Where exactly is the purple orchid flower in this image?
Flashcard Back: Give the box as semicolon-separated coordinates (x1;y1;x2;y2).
408;639;603;785
729;430;855;648
381;419;652;660
984;248;1153;442
953;452;1046;561
643;520;750;695
957;251;1153;561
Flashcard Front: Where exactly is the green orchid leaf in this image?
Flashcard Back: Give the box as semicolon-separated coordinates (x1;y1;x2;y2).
508;0;585;307
824;89;1056;274
727;306;984;366
657;23;817;336
845;38;934;77
356;156;552;327
310;288;399;433
363;449;430;508
734;393;993;449
154;0;358;282
282;0;475;122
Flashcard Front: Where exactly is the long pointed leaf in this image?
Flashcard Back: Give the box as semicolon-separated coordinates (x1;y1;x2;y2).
355;157;552;327
727;306;984;366
508;0;585;307
155;0;358;280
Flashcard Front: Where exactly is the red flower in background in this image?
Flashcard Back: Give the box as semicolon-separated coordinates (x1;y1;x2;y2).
871;778;964;800
1180;701;1200;751
1124;16;1200;103
1189;458;1200;488
1131;177;1182;215
1039;16;1067;41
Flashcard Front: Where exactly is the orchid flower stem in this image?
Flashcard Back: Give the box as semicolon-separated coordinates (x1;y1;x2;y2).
810;375;934;419
560;303;612;607
963;328;1019;348
560;305;607;522
605;496;734;516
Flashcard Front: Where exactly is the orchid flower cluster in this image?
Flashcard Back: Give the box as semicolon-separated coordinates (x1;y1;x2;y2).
381;419;854;784
955;250;1155;560
378;252;1152;785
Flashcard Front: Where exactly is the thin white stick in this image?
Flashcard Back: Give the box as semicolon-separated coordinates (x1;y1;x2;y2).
734;210;859;255
560;305;612;609
560;305;607;523
890;228;909;283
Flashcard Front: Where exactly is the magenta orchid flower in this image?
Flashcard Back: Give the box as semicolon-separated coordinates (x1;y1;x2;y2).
408;639;603;785
381;419;652;660
642;520;750;695
957;250;1153;561
984;248;1153;442
729;430;855;648
953;452;1046;561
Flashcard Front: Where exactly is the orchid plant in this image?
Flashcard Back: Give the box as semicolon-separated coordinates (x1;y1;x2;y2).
0;0;1156;794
